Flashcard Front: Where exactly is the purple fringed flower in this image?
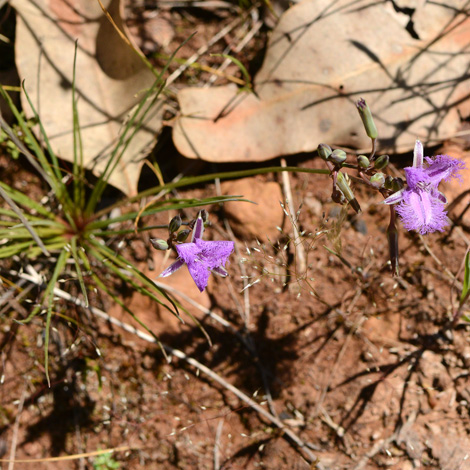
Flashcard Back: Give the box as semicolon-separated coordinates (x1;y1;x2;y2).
383;140;465;234
159;213;234;292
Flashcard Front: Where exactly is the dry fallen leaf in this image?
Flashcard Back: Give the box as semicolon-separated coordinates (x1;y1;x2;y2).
173;0;470;162
11;0;163;195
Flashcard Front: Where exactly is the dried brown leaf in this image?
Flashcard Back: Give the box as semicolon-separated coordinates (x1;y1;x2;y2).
11;0;163;195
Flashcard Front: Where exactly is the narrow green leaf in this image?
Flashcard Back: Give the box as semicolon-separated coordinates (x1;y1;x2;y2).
93;166;330;220
71;40;85;211
0;185;49;256
21;84;75;224
87;240;181;320
0;240;35;258
0;89;53;186
0;182;54;218
77;248;169;361
85;77;165;215
323;245;353;270
22;89;75;227
211;53;252;87
27;239;69;258
461;250;470;305
44;248;70;386
0;226;65;240
21;84;63;184
88;195;250;231
70;236;89;308
85;33;196;215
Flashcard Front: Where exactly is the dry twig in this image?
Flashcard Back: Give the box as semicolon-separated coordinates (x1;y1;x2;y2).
280;158;307;273
213;418;224;470
7;385;26;470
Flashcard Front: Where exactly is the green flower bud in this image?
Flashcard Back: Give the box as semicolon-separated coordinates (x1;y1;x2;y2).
357;155;370;169
169;215;182;234
336;171;361;213
374;154;389;170
176;229;191;242
317;143;332;161
370;172;385;188
150;238;169;251
356;98;378;140
330;149;347;165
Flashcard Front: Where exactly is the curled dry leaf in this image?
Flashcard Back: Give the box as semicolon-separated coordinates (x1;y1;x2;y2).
173;0;470;162
11;0;163;195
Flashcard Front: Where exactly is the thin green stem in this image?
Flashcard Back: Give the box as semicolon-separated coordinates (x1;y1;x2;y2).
94;166;330;220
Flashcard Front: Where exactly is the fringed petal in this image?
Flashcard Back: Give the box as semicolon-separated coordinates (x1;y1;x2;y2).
176;242;200;264
186;262;211;292
175;239;234;292
195;239;234;270
396;190;448;234
424;154;466;186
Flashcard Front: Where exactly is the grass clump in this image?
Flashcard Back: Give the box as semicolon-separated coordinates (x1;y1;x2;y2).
0;46;238;383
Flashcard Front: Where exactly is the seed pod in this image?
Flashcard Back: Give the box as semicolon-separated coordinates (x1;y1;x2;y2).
384;175;394;190
330;149;347;165
176;229;191;242
169;215;182;234
317;143;332;161
374;154;389;170
336;171;361;213
357;155;370;169
370;172;385;188
150;239;169;251
356;98;378;139
391;177;404;192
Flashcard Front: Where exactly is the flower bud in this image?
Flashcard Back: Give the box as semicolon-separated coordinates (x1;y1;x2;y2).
317;143;332;161
384;175;394;190
356;98;378;140
370;172;385;188
391;177;404;192
357;155;370;169
330;149;347;165
331;188;346;205
150;238;169;251
169;215;182;234
374;154;389;170
176;229;191;242
336;171;361;213
198;209;209;224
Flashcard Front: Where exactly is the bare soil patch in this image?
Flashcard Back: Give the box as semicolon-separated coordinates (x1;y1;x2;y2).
2;148;470;470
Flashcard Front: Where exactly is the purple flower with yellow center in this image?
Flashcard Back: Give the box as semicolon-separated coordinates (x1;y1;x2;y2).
383;140;465;234
159;213;234;292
